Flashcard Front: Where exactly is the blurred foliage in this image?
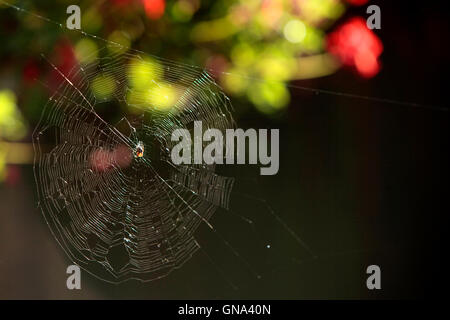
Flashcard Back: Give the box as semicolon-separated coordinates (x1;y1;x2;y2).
0;89;26;141
0;0;382;180
0;89;27;182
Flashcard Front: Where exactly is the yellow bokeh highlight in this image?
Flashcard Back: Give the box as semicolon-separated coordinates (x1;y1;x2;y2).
255;47;296;81
0;89;27;141
172;0;195;22
126;83;180;112
247;82;290;114
256;56;295;81
0;90;15;119
91;74;116;100
221;69;249;95
300;26;324;51
191;17;237;42
146;83;178;111
0;148;6;182
231;43;256;67
299;0;345;24
283;19;307;44
75;38;98;64
294;53;340;80
108;30;131;54
128;58;162;89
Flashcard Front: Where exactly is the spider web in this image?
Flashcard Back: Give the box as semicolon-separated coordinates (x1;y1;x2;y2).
33;46;239;283
1;0;316;288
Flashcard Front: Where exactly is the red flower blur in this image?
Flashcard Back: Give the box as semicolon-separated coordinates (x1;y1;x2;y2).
22;59;40;85
142;0;165;20
47;40;79;93
345;0;369;5
5;165;21;187
327;17;383;78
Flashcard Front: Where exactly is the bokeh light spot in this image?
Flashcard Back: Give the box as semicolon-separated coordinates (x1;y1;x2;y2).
146;83;178;111
283;20;307;44
128;58;162;89
0;90;27;141
247;82;289;114
107;31;131;54
91;74;117;100
75;38;98;64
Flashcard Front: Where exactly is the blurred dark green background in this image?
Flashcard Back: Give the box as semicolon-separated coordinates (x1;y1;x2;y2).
0;0;448;299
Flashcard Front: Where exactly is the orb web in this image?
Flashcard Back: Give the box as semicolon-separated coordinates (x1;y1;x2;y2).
33;46;236;283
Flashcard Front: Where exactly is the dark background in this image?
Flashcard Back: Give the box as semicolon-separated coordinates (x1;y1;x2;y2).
0;1;448;299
